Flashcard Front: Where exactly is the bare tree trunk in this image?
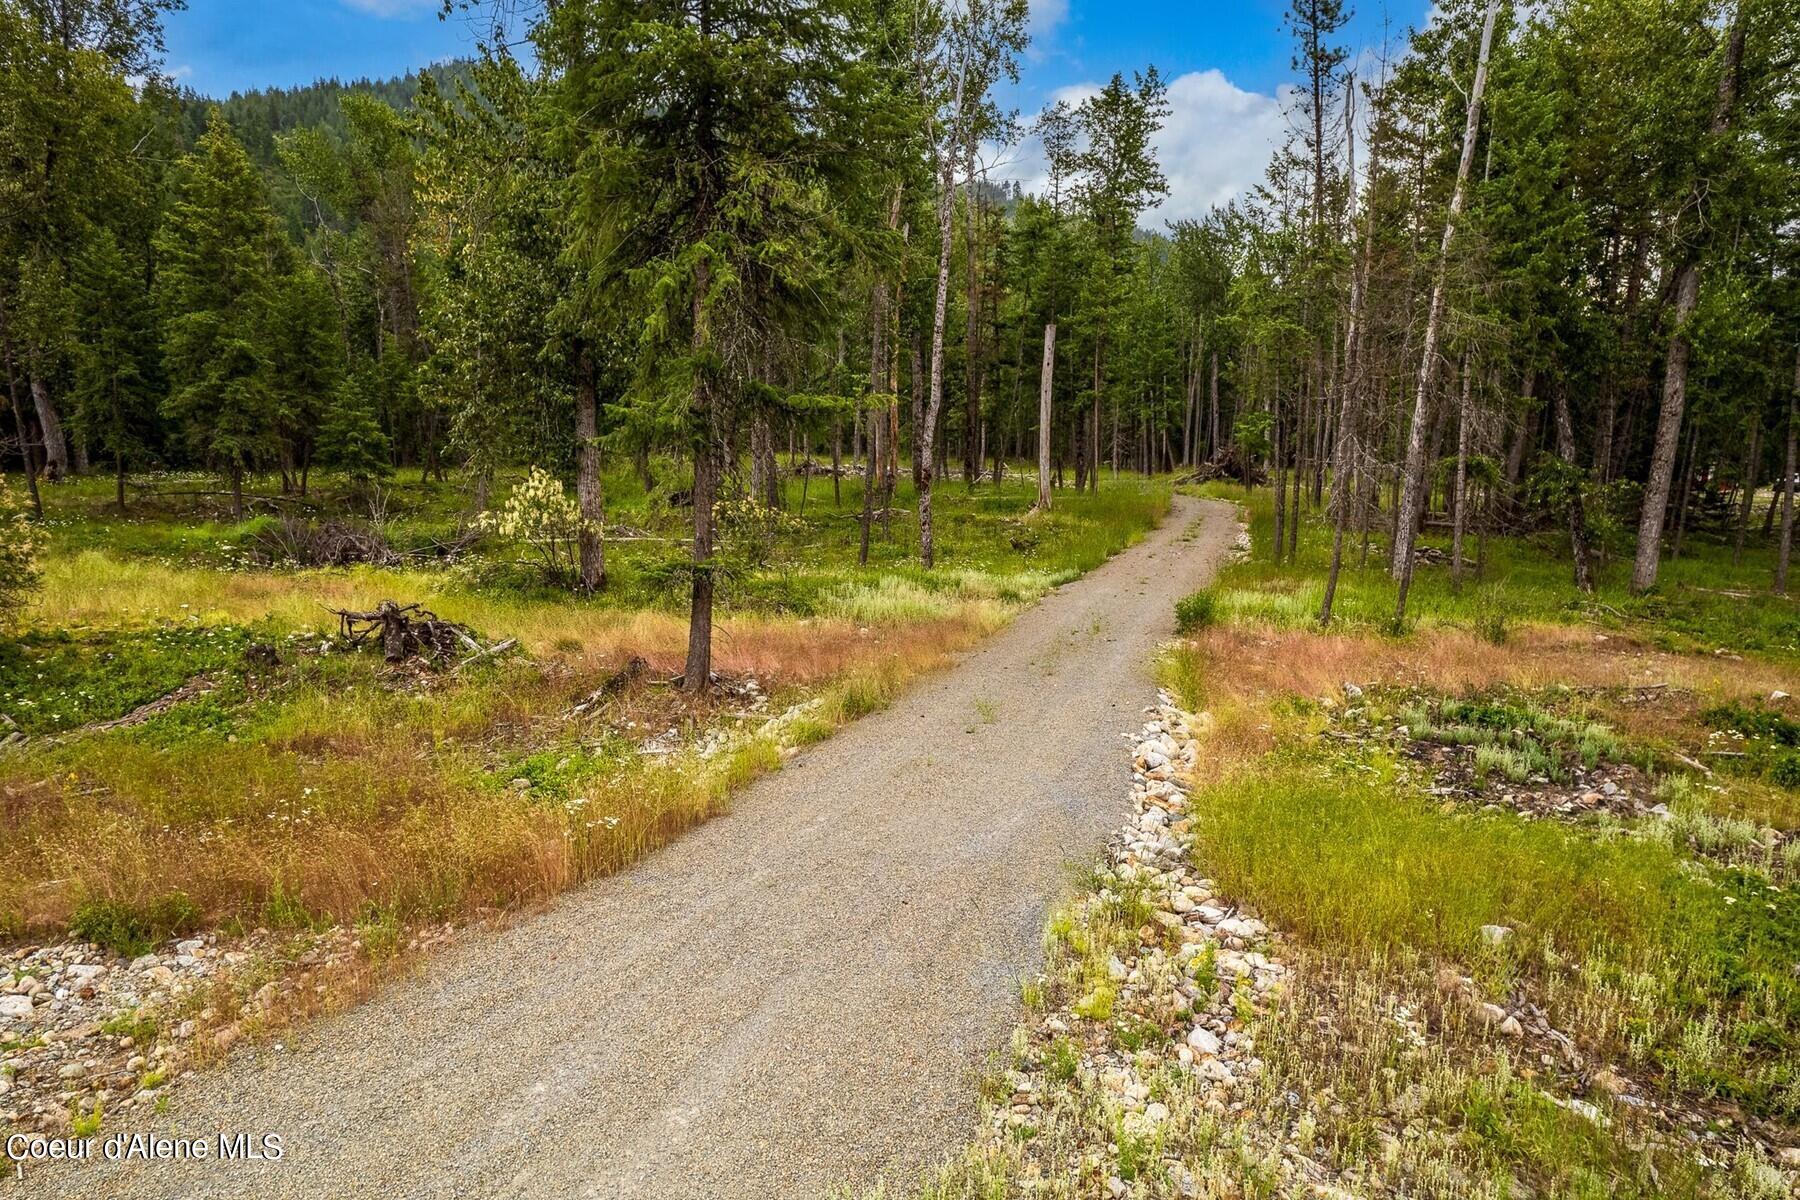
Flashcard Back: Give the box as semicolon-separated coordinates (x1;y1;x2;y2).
1209;351;1220;459
1393;0;1499;625
1550;374;1596;592
1273;394;1287;562
1036;322;1056;510
575;342;607;592
1733;422;1760;566
1451;360;1472;591
1632;2;1746;593
859;274;889;564
28;375;68;481
684;262;718;693
919;142;959;568
1322;99;1377;625
963;135;981;488
1779;348;1799;594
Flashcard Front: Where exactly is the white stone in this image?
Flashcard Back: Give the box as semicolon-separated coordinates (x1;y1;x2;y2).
1186;1026;1221;1056
1478;924;1513;946
65;964;106;988
0;995;33;1021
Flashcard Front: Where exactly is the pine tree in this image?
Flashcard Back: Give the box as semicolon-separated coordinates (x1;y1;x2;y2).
154;111;283;520
319;358;393;497
268;266;345;495
537;0;894;690
69;227;155;509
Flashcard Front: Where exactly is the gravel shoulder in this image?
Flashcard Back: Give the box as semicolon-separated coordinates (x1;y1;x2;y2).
28;494;1237;1200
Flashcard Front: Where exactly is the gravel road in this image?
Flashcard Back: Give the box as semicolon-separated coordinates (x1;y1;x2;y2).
30;495;1236;1200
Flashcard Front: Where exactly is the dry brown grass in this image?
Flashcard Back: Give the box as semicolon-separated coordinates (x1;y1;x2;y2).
1188;622;1800;711
1;609;991;940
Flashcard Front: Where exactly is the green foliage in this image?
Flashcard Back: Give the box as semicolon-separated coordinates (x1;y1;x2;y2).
1174;588;1217;634
318;359;393;493
153;112;285;507
69;893;201;958
0;623;255;736
0;477;42;619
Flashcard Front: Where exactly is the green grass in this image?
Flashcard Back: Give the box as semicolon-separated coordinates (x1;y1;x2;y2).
1185;710;1799;1121
1184;482;1800;658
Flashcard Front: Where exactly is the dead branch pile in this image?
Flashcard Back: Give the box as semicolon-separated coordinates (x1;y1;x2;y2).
259;517;398;566
330;601;488;665
789;459;849;478
1174;447;1267;487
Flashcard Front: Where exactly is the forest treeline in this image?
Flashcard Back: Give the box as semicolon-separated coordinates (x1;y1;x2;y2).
0;0;1796;685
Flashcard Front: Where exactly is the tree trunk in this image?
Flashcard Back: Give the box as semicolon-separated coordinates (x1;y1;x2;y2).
1209;351;1220;460
1036;322;1056;510
28;375;68;481
1734;422;1760;566
1551;374;1596;592
919;147;959;568
1451;361;1472;590
230;464;244;522
1632;2;1746;593
963;135;981;488
1393;0;1499;624
684;262;717;693
575;342;606;593
1779;348;1799;594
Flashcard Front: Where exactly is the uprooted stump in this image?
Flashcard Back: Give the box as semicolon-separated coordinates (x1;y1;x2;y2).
331;600;483;665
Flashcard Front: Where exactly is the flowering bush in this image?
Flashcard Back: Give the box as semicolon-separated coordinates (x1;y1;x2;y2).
479;467;594;589
0;476;42;621
715;493;801;568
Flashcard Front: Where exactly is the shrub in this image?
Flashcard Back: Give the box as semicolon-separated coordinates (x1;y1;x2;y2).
478;467;593;589
1174;589;1217;634
0;475;42;620
69;893;202;957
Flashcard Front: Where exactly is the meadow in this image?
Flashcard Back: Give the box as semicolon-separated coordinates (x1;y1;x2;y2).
0;465;1167;947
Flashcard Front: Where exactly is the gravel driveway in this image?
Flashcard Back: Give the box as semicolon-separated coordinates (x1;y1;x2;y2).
29;494;1236;1200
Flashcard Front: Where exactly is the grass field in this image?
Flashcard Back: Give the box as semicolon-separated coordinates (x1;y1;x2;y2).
0;464;1167;946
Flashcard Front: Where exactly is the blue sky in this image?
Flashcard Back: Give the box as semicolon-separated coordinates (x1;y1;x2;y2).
164;0;1435;221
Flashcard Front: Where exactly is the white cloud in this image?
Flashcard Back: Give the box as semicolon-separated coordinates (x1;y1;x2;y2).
339;0;438;17
1152;70;1289;224
1028;0;1069;42
990;69;1287;230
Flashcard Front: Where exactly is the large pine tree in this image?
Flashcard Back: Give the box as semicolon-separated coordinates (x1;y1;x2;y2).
536;0;889;689
154;111;284;520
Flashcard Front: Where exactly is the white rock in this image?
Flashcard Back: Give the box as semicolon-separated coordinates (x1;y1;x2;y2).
1478;924;1513;946
0;995;34;1020
1186;1026;1221;1056
65;964;106;988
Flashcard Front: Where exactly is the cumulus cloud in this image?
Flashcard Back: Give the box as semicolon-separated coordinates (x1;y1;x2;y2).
339;0;438;17
989;69;1288;230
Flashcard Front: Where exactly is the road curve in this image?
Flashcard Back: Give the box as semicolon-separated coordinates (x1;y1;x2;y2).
34;495;1237;1200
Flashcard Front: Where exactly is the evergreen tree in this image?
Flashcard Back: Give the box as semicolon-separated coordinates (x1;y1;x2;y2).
319;358;393;498
154;111;283;520
537;0;893;690
69;227;156;509
268;266;346;495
